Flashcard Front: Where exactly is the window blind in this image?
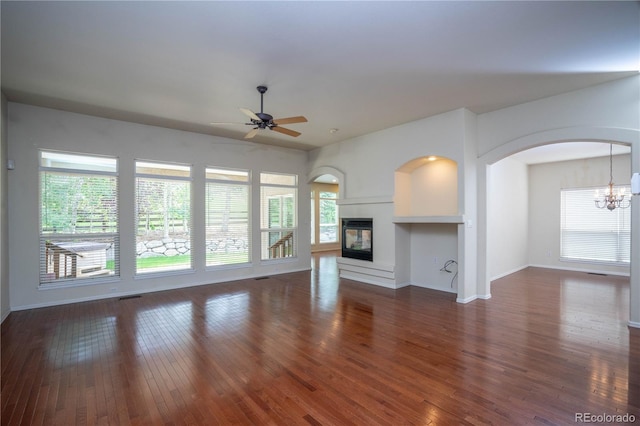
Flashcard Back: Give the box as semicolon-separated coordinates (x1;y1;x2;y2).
205;167;251;267
39;151;119;285
560;187;631;264
135;160;192;274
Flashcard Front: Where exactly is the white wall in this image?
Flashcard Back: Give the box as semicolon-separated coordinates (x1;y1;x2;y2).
310;108;468;200
477;76;640;157
409;223;458;293
528;154;631;275
310;108;473;289
487;156;528;280
7;103;311;310
409;159;458;216
1;93;9;322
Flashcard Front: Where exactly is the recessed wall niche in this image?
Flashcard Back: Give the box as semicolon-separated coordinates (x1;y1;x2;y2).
394;156;458;217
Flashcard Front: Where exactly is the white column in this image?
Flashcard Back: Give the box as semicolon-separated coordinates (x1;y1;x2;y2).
630;145;640;328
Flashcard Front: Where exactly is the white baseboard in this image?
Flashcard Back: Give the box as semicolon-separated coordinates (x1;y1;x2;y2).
527;263;630;277
410;281;457;294
1;308;10;323
456;295;477;304
629;321;640;329
490;265;529;281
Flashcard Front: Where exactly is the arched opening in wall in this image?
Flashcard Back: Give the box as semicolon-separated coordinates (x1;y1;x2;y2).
311;174;341;253
487;141;632;288
395;155;458;217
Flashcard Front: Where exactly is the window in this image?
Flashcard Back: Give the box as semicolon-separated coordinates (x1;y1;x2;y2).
40;151;118;285
135;161;192;274
260;172;297;260
206;167;251;267
311;185;339;246
561;187;631;264
318;191;339;243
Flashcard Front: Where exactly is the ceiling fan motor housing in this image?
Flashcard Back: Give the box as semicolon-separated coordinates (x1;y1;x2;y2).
256;112;274;123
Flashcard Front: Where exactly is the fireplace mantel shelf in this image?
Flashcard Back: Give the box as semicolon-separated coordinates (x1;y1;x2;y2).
392;215;465;224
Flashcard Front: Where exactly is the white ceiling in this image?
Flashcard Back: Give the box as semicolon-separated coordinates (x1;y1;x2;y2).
1;1;639;153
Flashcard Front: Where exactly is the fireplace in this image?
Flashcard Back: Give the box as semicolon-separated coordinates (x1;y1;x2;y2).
342;218;373;261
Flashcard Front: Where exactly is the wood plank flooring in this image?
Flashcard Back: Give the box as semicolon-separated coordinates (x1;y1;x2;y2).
2;253;639;425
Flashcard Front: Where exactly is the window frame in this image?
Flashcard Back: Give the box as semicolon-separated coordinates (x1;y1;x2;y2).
205;166;252;269
260;172;298;261
135;159;194;277
318;190;339;244
39;150;120;288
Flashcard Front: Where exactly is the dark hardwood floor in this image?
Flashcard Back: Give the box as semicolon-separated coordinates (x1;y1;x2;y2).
2;252;639;425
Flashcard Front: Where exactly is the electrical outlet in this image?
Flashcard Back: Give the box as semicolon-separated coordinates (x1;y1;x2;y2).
433;256;439;264
546;250;551;258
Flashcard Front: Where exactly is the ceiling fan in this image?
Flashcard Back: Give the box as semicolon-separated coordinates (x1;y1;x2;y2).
211;86;307;139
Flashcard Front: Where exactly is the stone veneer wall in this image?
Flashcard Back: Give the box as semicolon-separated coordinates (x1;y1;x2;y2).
136;238;190;258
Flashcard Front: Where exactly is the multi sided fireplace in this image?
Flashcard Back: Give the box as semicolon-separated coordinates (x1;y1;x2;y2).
341;218;373;261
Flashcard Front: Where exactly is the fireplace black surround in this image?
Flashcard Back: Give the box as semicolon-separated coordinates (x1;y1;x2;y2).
341;218;373;261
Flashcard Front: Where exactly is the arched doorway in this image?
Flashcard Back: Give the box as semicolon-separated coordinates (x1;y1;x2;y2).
308;167;344;253
477;127;640;327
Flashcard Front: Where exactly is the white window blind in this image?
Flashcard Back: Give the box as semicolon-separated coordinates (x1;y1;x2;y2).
205;167;251;267
260;172;297;260
39;151;119;285
135;161;192;274
561;187;631;264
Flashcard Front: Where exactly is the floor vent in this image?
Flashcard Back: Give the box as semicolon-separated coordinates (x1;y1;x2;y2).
255;276;270;280
119;295;142;300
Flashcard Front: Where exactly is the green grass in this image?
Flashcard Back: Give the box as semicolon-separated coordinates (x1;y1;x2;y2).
106;252;251;272
105;256;192;271
137;255;191;270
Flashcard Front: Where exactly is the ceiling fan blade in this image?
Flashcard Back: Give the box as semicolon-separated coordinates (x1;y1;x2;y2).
240;108;261;121
244;128;259;139
273;116;308;125
272;126;301;138
210;122;250;125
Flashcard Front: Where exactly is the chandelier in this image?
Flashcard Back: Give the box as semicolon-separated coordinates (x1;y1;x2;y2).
594;143;630;210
